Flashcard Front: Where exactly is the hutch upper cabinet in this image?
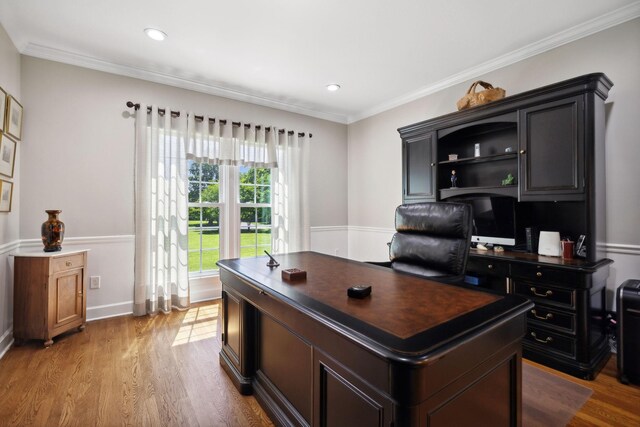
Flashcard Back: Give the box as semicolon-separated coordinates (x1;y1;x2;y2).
398;73;612;262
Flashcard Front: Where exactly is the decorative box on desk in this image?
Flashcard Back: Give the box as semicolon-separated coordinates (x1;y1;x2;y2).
11;248;89;347
466;248;612;380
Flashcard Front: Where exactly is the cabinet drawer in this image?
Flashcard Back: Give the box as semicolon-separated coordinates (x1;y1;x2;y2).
524;326;576;359
526;305;575;334
514;281;575;309
466;258;508;277
511;263;581;286
52;254;85;273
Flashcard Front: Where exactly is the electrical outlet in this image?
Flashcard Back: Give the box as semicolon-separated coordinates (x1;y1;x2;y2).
90;276;101;289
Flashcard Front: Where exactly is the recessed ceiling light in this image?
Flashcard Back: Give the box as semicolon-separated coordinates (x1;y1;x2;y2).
144;28;167;41
326;84;341;92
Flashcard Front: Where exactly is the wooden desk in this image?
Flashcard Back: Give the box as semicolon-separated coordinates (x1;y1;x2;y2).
218;252;532;427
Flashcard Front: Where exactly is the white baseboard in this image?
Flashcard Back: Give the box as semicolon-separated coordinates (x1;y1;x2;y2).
0;328;14;360
86;301;133;321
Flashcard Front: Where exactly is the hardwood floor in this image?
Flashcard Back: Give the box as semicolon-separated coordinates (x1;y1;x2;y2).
0;300;638;426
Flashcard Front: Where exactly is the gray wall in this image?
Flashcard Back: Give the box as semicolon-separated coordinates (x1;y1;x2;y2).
0;24;20;354
20;57;349;239
348;18;640;303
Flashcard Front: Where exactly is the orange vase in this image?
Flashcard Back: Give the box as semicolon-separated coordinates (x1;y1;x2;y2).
41;210;65;252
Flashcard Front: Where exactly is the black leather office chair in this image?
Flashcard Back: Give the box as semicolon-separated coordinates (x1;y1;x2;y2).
373;202;473;284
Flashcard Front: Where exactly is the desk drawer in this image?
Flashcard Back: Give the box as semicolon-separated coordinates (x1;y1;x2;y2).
511;264;581;287
526;305;575;334
524;326;576;359
52;254;85;273
467;258;508;277
514;281;575;309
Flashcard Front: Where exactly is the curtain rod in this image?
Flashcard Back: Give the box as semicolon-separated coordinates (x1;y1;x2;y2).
126;102;312;138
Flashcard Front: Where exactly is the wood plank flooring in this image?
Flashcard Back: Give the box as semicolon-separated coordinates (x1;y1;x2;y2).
0;300;638;426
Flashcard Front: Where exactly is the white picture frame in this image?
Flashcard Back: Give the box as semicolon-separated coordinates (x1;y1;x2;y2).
0;133;16;178
0;179;13;212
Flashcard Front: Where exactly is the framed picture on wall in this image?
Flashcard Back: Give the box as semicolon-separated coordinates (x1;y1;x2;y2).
0;86;7;133
0;133;16;177
5;95;23;142
0;179;13;212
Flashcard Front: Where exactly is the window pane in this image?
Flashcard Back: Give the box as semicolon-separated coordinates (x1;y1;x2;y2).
256;230;271;245
188;227;202;251
201;207;219;228
201;250;220;271
188;250;201;273
201;183;219;203
257;207;271;225
240;245;258;258
239;185;255;203
239;166;255;184
188;160;200;181
240;207;256;230
201;164;219;182
189;182;200;203
257;186;270;203
187;162;220;274
256;168;270;185
189;207;201;227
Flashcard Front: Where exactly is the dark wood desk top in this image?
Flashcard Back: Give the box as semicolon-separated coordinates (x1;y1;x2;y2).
218;252;532;357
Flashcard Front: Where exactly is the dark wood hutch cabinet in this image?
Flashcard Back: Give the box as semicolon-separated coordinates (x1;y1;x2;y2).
398;73;613;379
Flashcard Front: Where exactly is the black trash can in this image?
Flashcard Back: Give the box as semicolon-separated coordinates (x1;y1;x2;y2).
617;279;640;385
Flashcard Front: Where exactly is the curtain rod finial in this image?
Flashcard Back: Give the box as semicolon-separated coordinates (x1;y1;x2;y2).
126;101;140;110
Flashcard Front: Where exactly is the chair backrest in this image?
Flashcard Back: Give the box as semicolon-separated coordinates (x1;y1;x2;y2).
389;202;473;278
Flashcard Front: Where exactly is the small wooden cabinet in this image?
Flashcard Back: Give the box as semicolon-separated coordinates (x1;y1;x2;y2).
13;249;88;346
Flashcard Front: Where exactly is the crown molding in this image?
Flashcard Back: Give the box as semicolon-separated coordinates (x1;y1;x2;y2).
21;43;349;125
348;2;640;124
16;2;640;127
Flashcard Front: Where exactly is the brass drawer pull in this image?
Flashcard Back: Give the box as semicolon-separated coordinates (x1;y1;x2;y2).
66;261;72;267
530;287;553;297
531;309;553;320
531;332;553;344
536;271;542;277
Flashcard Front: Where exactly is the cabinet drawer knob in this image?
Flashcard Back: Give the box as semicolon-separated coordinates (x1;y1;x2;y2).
536;271;542;277
530;287;553;297
430;162;435;167
488;264;494;269
530;331;553;344
531;309;553;320
66;261;72;267
519;149;526;154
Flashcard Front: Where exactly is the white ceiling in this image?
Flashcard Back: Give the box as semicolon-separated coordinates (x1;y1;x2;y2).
1;0;639;123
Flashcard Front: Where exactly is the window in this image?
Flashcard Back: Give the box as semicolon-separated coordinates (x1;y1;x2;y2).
188;162;272;275
188;162;221;273
239;166;272;258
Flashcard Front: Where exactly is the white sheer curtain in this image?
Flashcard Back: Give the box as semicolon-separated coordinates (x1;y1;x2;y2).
186;115;277;168
186;117;309;253
134;106;190;316
133;105;310;316
273;131;310;253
